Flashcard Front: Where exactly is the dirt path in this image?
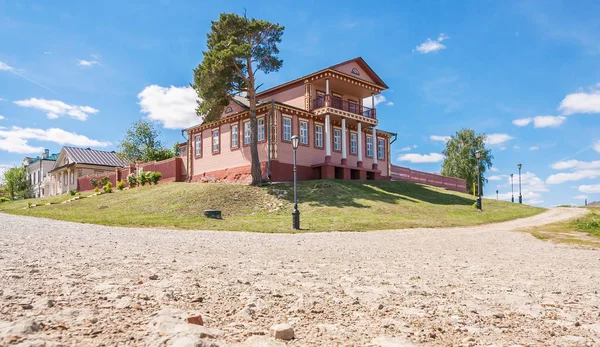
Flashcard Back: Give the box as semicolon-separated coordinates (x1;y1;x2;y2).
1;208;598;346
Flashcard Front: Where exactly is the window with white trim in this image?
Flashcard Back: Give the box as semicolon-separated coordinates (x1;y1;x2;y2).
333;129;341;151
283;117;292;141
350;133;358;154
366;136;373;157
195;135;201;156
244;121;251;145
378;138;385;159
315;124;323;148
299;120;308;145
257;118;265;142
212;129;219;153
231;124;239;148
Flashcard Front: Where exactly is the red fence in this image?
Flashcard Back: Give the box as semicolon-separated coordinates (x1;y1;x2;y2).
390;165;467;193
77;157;185;192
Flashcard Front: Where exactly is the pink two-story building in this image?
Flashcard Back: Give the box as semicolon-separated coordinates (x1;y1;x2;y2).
181;57;396;183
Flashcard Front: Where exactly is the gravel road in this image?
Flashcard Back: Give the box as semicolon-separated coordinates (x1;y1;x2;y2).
1;208;599;347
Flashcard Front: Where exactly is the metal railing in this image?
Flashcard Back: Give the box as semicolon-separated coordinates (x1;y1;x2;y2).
312;95;376;118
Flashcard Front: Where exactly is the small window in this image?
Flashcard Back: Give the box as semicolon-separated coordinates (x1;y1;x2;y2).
366;136;373;157
225;106;233;113
212;129;219;153
350;133;358;154
283;117;292;142
258;118;265;142
195;135;201;156
378;138;385;159
231;124;239;148
315;124;323;148
351;68;360;75
299;120;308;145
333;129;341;151
244;121;251;145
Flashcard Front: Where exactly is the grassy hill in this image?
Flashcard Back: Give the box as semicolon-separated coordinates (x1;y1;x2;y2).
0;180;543;232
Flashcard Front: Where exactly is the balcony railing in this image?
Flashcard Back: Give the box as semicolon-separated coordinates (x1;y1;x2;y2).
312;95;376;118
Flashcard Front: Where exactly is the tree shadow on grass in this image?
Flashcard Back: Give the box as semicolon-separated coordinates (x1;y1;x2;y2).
265;179;474;208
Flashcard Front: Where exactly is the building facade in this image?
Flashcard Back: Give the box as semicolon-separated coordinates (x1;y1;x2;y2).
22;149;59;198
181;57;396;183
47;147;128;195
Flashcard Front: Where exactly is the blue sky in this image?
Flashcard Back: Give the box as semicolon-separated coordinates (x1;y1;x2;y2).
1;0;599;206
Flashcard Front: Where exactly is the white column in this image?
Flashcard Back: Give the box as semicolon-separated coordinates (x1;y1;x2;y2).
325;79;330;107
341;118;347;160
357;122;363;162
67;169;71;192
59;171;63;194
325;114;332;157
372;127;378;166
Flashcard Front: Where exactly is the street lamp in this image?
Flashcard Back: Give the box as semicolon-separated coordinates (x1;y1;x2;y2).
510;174;514;203
475;150;482;210
517;163;522;204
496;190;499;200
291;135;300;230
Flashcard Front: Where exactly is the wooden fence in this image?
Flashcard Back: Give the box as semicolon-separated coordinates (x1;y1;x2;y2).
390;165;467;193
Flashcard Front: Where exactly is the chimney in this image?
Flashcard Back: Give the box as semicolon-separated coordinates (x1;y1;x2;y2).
42;149;49;159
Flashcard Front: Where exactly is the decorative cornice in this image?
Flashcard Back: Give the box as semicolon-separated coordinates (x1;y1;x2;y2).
306;69;384;93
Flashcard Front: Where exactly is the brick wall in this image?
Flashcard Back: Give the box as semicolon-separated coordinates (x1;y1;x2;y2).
390;165;467;193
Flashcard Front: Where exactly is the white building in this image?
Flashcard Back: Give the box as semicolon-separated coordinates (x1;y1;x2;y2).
23;149;59;198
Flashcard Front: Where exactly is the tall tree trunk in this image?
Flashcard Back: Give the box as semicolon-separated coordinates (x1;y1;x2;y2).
248;88;263;185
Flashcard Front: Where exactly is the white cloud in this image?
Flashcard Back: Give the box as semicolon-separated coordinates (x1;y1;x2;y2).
0;126;110;154
137;85;200;129
488;175;506;181
385;101;394;106
529;146;539;151
397;152;445;163
485;133;513;145
14;98;98;121
558;88;600;115
415;33;449;54
546;170;600;184
579;184;600;194
0;61;14;71
512;116;566;128
0;115;4;120
513;118;532;126
594;140;600;153
513;145;520;150
363;95;391;108
551;160;600;170
430;135;451;142
399;146;412;152
493;171;548;205
0;164;12;179
78;59;98;67
490;167;499;172
573;194;588;200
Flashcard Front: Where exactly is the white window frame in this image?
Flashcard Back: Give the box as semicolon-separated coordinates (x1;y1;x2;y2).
212;129;219;153
350;133;358;154
231;124;239;148
195;135;201;156
333;128;341;151
299;120;308;145
244;121;251;145
283;117;292;142
257;118;265;142
366;136;373;157
378;138;385;159
315;124;323;148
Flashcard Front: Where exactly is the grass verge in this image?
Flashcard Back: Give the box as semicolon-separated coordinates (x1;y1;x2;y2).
527;208;600;248
0;180;543;233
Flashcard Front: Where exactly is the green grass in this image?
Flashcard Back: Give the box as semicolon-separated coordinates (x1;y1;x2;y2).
527;208;600;247
0;180;543;233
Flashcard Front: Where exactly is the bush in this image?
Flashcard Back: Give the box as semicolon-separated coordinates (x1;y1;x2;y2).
139;171;150;186
103;182;113;193
150;171;162;184
0;197;9;203
117;180;126;191
89;177;98;188
99;176;109;187
127;173;137;188
472;202;478;209
94;186;99;193
69;189;77;196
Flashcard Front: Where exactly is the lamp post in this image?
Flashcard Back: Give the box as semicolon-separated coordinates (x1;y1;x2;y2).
291;135;300;230
475;150;482;211
517;163;522;204
510;174;514;203
496;190;499;200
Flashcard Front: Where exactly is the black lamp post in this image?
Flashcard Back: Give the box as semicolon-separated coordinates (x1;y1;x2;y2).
517;163;522;204
510;174;514;203
291;135;300;230
475;150;482;210
496;190;499;200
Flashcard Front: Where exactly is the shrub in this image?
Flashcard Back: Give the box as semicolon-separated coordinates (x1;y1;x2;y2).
150;171;162;184
89;177;98;188
0;197;9;203
69;189;77;196
27;201;32;208
117;180;126;191
139;171;150;186
127;173;137;187
472;202;478;209
94;186;99;193
103;182;113;193
98;176;109;187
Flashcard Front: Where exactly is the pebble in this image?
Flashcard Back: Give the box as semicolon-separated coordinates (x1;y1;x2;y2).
270;323;294;340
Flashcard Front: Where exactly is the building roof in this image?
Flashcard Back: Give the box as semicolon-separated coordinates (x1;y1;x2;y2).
26;153;59;165
64;147;128;167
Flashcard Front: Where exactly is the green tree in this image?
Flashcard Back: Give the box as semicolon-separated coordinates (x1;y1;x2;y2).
441;128;494;195
117;119;176;163
192;12;284;185
2;166;30;200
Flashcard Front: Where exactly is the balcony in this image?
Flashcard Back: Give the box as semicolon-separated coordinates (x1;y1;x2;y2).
312;95;376;119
